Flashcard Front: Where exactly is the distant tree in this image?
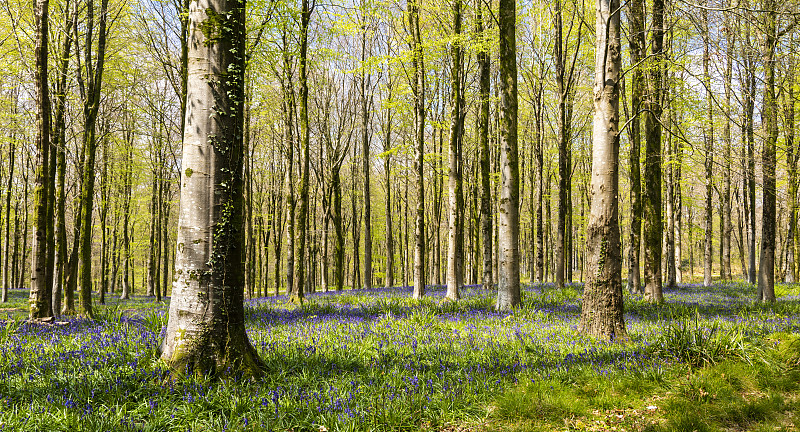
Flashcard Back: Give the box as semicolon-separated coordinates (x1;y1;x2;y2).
626;0;644;294
757;0;779;303
409;0;426;300
702;3;714;287
643;0;664;302
291;0;313;302
477;0;492;290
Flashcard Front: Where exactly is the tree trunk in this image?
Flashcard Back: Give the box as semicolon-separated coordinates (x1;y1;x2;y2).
786;61;798;283
496;0;520;310
384;70;394;289
410;0;426;299
361;25;372;291
292;0;312;302
581;0;626;340
478;1;492;290
446;0;464;301
51;5;73;314
282;27;296;297
76;0;110;318
643;0;664;302
160;0;264;377
702;5;714;287
722;14;735;282
29;0;52;319
757;0;778;303
627;0;644;294
2;90;17;303
555;0;569;289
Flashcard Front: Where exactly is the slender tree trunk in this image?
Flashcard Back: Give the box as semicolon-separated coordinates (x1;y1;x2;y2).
643;0;664;302
29;0;52;319
51;6;73;314
76;0;110;318
496;0;520;310
446;0;464;301
722;15;735;282
741;8;757;285
120;114;133;300
292;0;312;302
384;79;394;289
674;117;683;284
702;5;714;287
757;0;778;302
147;168;159;297
282;27;296;297
361;25;372;291
2;91;17;303
627;0;644;294
784;44;797;283
477;3;492;289
665;105;676;289
410;0;426;299
554;0;568;289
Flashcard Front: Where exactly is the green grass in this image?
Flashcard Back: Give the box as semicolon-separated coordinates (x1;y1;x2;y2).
488;333;800;432
1;283;800;431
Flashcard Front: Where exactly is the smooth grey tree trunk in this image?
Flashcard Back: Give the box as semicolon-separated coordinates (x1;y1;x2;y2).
160;0;264;377
580;0;626;340
361;25;372;291
702;5;714;287
445;0;463;301
410;0;426;300
496;0;520;311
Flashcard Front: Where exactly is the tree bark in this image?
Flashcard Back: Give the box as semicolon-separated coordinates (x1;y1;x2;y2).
626;0;644;294
580;0;627;340
702;5;714;287
477;2;493;290
643;0;663;302
76;0;110;318
160;0;264;377
496;0;520;311
757;0;778;303
361;24;373;291
292;0;312;302
29;0;52;319
409;0;426;299
722;14;735;282
445;0;463;301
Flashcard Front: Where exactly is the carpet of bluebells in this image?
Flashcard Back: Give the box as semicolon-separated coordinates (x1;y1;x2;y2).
1;282;799;431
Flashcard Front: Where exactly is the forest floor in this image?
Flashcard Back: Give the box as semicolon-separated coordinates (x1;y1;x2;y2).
0;281;799;431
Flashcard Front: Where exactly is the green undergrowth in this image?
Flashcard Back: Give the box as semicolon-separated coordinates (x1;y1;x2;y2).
2;283;800;431
488;333;800;432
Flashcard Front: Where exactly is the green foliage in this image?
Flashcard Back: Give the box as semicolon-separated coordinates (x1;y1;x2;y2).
650;310;763;368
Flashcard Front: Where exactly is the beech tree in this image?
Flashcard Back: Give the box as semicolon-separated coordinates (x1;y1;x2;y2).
28;0;52;319
159;0;264;376
495;0;521;311
409;0;425;300
580;0;626;340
